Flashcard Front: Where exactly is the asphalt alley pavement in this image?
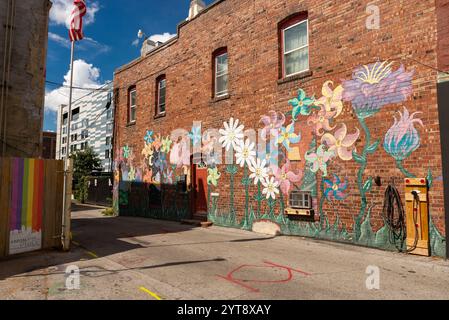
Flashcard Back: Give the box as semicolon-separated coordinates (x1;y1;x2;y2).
1;204;449;300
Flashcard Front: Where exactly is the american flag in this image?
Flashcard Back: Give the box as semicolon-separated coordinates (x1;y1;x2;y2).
69;0;87;42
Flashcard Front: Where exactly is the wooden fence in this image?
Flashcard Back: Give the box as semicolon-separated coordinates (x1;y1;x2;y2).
0;158;65;258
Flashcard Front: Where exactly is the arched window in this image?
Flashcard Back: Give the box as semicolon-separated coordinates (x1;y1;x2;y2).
278;12;309;79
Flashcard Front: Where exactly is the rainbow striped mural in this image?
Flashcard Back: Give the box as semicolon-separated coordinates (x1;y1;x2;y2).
9;158;44;254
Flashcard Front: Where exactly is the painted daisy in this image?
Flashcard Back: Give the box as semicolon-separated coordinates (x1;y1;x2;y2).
235;139;256;168
249;158;269;185
219;117;245;151
262;176;280;200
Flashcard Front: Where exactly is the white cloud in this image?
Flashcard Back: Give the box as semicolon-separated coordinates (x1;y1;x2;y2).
45;59;102;112
49;0;99;28
48;32;71;48
131;32;176;48
148;32;176;43
131;39;139;47
49;32;111;56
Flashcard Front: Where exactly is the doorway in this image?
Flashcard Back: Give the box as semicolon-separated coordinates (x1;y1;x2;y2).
191;158;208;221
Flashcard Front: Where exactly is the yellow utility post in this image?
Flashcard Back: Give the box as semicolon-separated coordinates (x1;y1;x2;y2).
404;178;430;256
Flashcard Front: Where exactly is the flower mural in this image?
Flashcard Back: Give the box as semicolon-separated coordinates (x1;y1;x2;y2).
207;167;221;187
142;143;154;165
115;64;446;258
278;123;301;151
260;111;285;141
289;89;315;120
219;117;245;151
123;145;130;159
249;158;269;185
305;145;335;177
342;61;414;119
170;137;190;168
259;142;281;168
163;168;174;184
316;81;344;118
152;134;162;151
321;124;360;161
144;130;154;144
235;139;257;168
161;136;173;154
271;161;302;195
189;125;202;146
384;107;423;177
262;177;280;200
324;174;348;201
307;105;336;136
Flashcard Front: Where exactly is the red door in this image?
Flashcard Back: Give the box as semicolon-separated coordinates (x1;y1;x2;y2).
192;162;208;216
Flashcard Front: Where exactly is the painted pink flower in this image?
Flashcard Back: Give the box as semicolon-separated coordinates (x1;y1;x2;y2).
307;105;336;136
170;137;190;168
384;107;423;161
260;111;286;141
321;124;360;161
271;160;302;195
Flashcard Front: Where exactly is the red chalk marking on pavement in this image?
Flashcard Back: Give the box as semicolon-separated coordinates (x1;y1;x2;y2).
217;261;311;293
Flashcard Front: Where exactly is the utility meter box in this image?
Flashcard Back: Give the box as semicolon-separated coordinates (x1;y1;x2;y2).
404;178;430;257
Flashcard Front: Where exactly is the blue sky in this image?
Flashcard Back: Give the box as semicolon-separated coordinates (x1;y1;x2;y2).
44;0;214;131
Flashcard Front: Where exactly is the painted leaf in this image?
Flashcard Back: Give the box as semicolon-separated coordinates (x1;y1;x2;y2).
427;168;433;189
363;178;373;193
366;139;380;154
352;151;366;164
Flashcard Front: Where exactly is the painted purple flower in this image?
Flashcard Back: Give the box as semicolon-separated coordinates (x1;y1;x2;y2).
384;107;423;161
324;174;348;201
342;61;414;119
260;111;285;141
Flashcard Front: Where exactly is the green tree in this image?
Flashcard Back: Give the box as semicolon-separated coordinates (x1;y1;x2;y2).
71;147;102;203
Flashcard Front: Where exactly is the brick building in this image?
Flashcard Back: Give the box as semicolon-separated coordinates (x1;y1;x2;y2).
42;131;56;159
113;0;449;257
0;0;52;157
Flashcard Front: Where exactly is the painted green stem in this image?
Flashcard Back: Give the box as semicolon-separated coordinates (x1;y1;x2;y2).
229;169;235;214
319;179;326;230
396;160;416;178
257;182;262;217
244;164;250;224
354;116;378;242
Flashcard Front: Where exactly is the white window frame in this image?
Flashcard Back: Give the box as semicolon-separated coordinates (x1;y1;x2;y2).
215;52;229;98
157;78;166;115
289;191;312;210
129;89;137;123
282;19;309;78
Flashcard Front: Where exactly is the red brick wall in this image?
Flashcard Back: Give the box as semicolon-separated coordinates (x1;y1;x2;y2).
114;0;445;237
437;0;449;72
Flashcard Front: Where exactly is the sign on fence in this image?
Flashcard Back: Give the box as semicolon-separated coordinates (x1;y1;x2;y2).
9;159;44;255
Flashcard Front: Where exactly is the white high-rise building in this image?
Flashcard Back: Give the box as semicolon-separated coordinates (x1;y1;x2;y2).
56;82;115;172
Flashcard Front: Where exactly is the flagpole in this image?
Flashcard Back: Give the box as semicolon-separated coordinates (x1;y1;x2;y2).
61;40;75;251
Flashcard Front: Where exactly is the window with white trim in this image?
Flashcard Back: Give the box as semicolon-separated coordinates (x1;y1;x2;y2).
156;76;166;115
281;18;309;77
129;88;137;123
214;50;228;97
